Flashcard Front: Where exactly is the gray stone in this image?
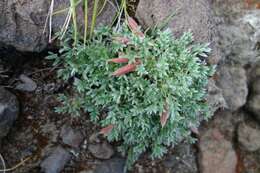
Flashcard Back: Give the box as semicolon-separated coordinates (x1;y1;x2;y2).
212;1;260;65
238;122;260;152
136;0;220;64
198;128;237;173
88;142;114;159
241;152;260;173
60;124;84;148
41;146;71;173
216;65;248;111
163;143;198;173
0;0;49;52
206;79;227;113
94;158;125;173
15;74;37;92
0;0;116;52
0;87;19;140
208;111;239;141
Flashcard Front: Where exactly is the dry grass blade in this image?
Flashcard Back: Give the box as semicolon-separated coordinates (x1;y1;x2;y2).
60;9;72;40
0;153;6;173
43;0;54;42
70;0;78;45
0;154;31;172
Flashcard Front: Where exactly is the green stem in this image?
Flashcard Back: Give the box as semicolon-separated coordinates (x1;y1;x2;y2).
90;0;99;38
84;0;88;46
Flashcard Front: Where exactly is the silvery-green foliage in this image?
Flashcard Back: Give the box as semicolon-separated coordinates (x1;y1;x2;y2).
49;23;215;168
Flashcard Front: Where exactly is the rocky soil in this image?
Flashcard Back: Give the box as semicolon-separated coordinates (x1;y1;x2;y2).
1;0;260;173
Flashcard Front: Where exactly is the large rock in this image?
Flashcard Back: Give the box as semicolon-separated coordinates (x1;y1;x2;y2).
0;87;19;140
0;0;116;52
198;110;243;173
0;0;49;52
216;11;260;65
238;122;260;152
198;128;237;173
136;0;220;64
212;0;260;66
208;110;244;140
216;65;248;111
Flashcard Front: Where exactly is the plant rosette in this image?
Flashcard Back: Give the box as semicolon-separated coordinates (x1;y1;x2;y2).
49;17;215;169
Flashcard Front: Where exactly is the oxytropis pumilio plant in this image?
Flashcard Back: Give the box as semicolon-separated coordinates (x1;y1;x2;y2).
49;17;215;168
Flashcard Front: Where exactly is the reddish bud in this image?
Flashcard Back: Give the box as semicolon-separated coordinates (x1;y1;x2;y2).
160;103;169;127
127;16;145;38
127;16;139;31
108;58;129;63
100;125;114;136
114;37;130;45
112;64;137;76
112;59;141;76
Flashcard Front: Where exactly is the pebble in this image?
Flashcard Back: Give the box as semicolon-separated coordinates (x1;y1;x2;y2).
15;74;37;92
60;124;84;148
40;146;71;173
88;142;114;159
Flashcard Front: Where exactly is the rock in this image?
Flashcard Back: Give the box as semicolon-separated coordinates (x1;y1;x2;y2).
217;22;260;66
198;128;237;173
15;74;37;92
41;146;71;173
216;65;248;111
238;122;260;152
211;0;246;16
0;0;49;52
205;111;237;140
248;94;260;121
88;142;114;159
136;0;220;64
212;1;260;65
163;143;198;173
0;87;19;140
94;158;125;173
60;124;84;148
206;79;227;113
240;152;260;173
0;0;116;52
